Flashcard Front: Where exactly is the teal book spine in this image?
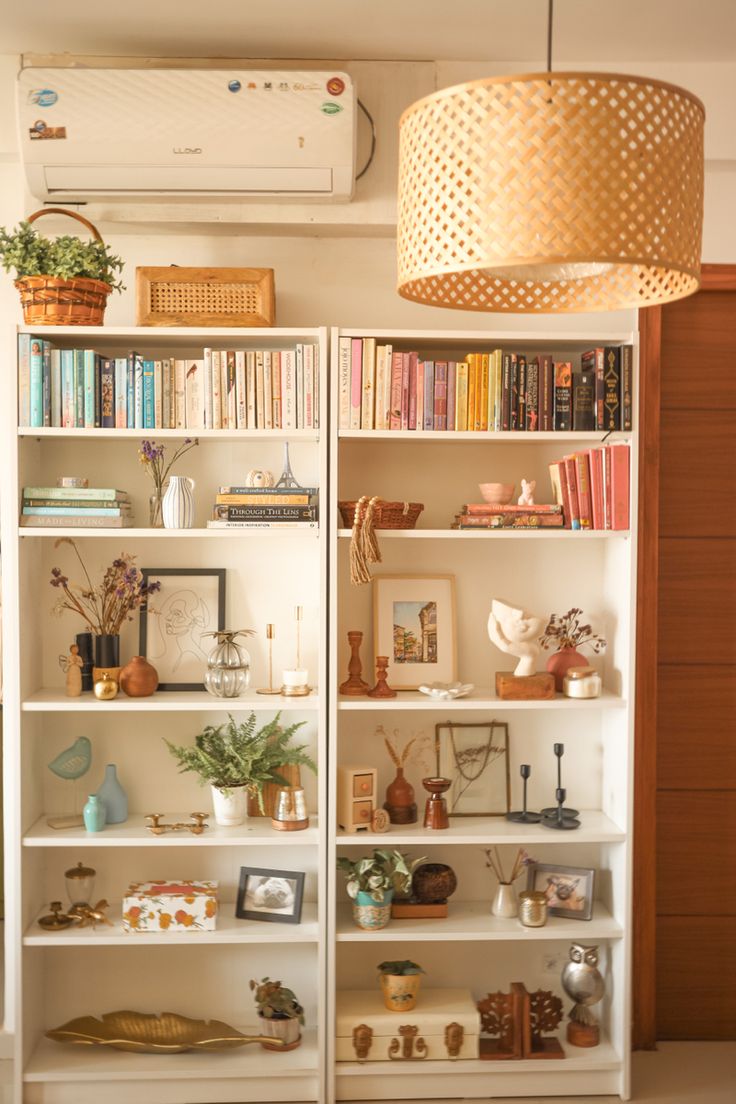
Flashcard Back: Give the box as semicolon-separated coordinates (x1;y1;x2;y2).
61;349;75;427
51;347;61;427
29;337;43;428
143;359;155;429
22;506;128;517
134;354;144;429
83;350;96;428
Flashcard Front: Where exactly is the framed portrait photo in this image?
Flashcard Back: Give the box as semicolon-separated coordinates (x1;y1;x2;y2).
236;867;305;925
435;721;510;817
373;573;456;691
139;568;225;691
526;863;595;920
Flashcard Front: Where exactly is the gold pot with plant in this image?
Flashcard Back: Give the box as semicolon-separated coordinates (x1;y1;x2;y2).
377;960;425;1011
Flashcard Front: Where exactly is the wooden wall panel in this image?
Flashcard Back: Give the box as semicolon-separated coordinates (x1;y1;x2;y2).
657;792;736;914
660;411;736;537
657;666;736;789
657;919;736;1039
657;539;736;665
660;291;736;410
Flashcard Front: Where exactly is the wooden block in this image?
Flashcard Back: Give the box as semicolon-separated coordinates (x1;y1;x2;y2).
391;900;448;919
495;672;555;700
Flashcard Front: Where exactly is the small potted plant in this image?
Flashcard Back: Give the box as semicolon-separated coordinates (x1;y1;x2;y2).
336;849;423;931
539;607;607;691
0;209;124;325
377;960;425;1011
165;713;316;827
250;977;304;1051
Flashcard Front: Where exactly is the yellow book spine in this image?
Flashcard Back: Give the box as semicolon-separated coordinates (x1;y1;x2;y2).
456;362;469;430
480;353;490;432
466;354;476;432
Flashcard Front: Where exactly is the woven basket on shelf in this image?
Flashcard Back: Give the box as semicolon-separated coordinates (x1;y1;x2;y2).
339;499;424;530
14;209;113;326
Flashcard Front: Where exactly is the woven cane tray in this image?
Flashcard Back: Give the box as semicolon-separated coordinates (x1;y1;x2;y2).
339;499;424;529
136;266;275;327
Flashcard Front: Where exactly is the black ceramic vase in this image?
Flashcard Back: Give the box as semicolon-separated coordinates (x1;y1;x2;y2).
94;633;120;670
75;631;94;691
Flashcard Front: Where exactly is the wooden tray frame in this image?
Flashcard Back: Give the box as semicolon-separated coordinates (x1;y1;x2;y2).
135;266;275;327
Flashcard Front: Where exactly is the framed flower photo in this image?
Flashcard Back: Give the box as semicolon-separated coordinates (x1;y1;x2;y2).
435;721;510;817
373;574;456;691
139;568;225;691
526;863;595;920
236;867;305;925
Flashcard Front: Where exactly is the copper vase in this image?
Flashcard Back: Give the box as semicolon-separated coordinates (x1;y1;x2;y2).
119;655;159;697
383;767;417;824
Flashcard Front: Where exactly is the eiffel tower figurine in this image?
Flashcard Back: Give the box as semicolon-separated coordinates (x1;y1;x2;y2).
274;442;303;489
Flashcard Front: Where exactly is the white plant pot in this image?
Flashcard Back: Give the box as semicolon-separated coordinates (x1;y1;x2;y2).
210;784;248;827
258;1012;302;1051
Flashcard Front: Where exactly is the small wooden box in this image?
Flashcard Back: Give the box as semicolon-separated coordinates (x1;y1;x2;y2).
336;988;479;1062
136;266;275;327
337;765;377;832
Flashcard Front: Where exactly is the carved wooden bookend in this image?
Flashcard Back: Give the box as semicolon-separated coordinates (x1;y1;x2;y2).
367;656;397;698
495;671;555;701
478;984;565;1061
340;631;370;695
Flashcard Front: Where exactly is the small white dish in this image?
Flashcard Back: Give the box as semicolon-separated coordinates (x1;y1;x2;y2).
418;682;474;700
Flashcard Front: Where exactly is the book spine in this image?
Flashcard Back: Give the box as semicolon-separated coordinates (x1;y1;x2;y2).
361;337;376;430
94;353;102;428
17;333;31;427
215;350;227;429
303;344;314;430
462;503;563;515
207;520;318;530
338;336;351;429
526;357;539;431
447;361;457;431
563;456;581;529
466;355;477;432
422;359;434;431
60;349;74;428
480;353;489;431
582;348;604;430
604;346;622;431
152;360;162;429
246;351;257;430
173;358;185;430
20;514;132;528
272;351;282;428
389;351;403;430
400;352;411;430
209;350;221;430
604;445;612;529
216;493;313;505
435;361;448;430
29;337;44;427
100;358;115;429
126;353;135;428
408;350;418;430
218;485;318;496
215;504;318;521
22;486;127;500
42;340;52;426
609;443;631;529
160;357;170;429
380;344;392;431
589;447;605;530
493;349;503;431
540;355;553;432
509;355;519;431
295;343;305;429
50;346;61;428
263;350;274;430
553;361;572;431
226;351;236;429
572;369;596;432
516;354;527;432
22;505;130;517
190;359;206;429
548;460;573;529
83;349;96;429
500;353;512;431
24;497;129;508
281;349;296;429
621;344;633;431
349;338;362;429
114;358;127;428
455;514;564;528
73;349;83;428
202;349;213;430
234;350;247;430
455;361;468;430
255;350;265;428
574;451;593;529
374;344;387;430
142;360;155;429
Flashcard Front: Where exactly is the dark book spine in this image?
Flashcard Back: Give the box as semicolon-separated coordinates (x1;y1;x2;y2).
217;504;318;521
525;357;539;431
540;355;553;431
582;348;604;430
42;341;52;427
509;355;519;431
101;358;115;429
94;353;102;428
554;362;572;431
516;354;527;431
501;353;512;431
603;346;621;431
572;369;596;431
621;344;633;430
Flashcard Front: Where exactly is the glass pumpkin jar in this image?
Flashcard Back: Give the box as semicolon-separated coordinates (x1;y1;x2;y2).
203;629;254;698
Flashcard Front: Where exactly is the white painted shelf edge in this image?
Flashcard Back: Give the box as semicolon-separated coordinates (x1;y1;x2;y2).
338;429;632;442
336;810;625;845
337;689;624;711
20;527;320;539
337;528;628;540
22;689;319;711
19;428;320;441
24;813;320;848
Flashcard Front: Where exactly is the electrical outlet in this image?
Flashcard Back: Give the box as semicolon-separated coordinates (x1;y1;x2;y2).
542;952;564;974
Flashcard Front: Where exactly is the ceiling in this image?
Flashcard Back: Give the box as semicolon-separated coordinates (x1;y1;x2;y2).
3;0;736;63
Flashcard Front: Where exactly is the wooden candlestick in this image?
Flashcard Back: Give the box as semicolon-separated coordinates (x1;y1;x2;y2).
367;656;396;698
339;631;370;695
422;776;450;829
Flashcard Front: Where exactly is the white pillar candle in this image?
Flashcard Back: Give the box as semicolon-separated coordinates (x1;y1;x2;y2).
282;668;309;688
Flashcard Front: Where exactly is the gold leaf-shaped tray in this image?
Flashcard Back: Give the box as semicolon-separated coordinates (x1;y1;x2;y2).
46;1010;282;1053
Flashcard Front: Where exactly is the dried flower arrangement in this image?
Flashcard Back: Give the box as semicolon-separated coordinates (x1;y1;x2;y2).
50;538;160;635
539;608;607;654
383;729;417;770
484;847;536;886
138;438;199;526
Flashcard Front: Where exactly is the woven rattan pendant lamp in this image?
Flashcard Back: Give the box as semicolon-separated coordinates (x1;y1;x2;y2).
397;2;705;313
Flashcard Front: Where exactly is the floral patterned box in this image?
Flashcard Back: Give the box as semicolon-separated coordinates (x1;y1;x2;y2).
122;880;218;932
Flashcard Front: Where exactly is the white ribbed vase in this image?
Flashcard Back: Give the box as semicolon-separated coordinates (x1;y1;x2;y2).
162;476;195;529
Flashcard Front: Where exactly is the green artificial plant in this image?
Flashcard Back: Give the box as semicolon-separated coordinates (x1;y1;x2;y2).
250;978;305;1024
336;849;425;902
0;220;124;289
377;960;425;976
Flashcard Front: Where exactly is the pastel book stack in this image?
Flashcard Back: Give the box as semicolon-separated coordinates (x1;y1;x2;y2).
548;443;631;530
209;484;319;528
20;485;133;528
335;990;480;1062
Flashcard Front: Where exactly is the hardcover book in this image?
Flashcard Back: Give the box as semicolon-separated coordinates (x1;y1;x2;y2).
447;361;457;431
540;355;554;431
525;356;539;431
553;361;572;431
455;360;469;431
101;358;115;429
272;351;283;428
582;347;605;430
516;354;527;432
389;350;403;431
338;336;352;429
350;338;362;429
18;333;31;427
361;337;376;430
572;369;595;431
603;346;622;430
621;344;633;431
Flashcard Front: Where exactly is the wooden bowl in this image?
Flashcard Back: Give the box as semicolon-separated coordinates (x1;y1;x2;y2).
479;482;514;505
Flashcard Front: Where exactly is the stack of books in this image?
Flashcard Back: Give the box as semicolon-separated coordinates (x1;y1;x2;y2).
549;442;630;530
452;503;564;530
20;486;134;528
208;485;319;530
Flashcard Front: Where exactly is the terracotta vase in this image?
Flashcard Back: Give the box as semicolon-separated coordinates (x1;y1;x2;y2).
383;767;417;824
546;647;587;692
119;655;159;697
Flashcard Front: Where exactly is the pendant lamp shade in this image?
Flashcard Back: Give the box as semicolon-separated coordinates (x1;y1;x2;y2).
397;72;705;313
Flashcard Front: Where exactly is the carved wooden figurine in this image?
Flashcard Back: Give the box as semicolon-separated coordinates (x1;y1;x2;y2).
60;644;84;697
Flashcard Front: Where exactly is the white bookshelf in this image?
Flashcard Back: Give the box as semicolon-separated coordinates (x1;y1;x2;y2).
1;325;329;1104
328;326;638;1102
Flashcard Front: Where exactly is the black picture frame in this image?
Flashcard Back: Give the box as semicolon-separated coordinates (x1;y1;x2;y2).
139;568;226;691
236;866;305;925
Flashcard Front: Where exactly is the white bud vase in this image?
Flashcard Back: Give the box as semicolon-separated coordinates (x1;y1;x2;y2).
210;784;248;827
491;881;519;918
162;475;195;529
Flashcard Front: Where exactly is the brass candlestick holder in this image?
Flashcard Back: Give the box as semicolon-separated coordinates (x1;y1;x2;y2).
281;605;312;697
256;624;282;695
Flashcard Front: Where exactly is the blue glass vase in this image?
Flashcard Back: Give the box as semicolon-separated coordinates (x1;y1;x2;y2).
82;793;106;833
97;763;128;824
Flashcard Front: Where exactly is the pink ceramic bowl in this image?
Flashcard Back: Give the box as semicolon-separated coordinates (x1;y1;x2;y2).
479;482;514;505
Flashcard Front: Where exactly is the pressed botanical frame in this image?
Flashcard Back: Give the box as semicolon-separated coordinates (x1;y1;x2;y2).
373;573;456;691
139;568;226;690
526;862;595;920
435;721;510;817
236;866;305;925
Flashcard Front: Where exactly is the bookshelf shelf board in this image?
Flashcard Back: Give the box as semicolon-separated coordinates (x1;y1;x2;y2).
22;689;319;712
19;526;320;539
25;1029;320;1082
337;528;628;541
337;690;624;711
19;427;320;442
335;900;622;943
338;429;631;442
24;813;320;848
336;811;625;846
25;903;319;946
18;324;323;341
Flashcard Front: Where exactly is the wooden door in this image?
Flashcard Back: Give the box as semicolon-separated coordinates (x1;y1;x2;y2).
633;267;736;1047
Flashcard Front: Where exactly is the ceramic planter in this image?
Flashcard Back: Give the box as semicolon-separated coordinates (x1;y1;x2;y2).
379;972;422;1012
257;1012;302;1051
546;647;587;692
210;784;248;827
162;475;195;529
491;882;519;919
352;889;393;931
119;655;159;697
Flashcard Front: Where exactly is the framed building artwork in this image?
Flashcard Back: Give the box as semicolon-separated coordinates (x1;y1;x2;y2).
373;573;456;690
435;721;510;817
139;568;226;690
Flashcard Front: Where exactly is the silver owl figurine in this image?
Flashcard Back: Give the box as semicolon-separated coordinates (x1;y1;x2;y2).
561;943;604;1047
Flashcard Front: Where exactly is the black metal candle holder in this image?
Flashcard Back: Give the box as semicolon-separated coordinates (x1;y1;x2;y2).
506;764;542;823
541;787;580;831
540;743;579;819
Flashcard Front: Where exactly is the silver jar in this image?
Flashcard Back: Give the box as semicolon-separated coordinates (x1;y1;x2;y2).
203;629;254;698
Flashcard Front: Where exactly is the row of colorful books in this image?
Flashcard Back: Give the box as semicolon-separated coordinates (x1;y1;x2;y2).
207;485;319;530
337;338;634;433
18;336;320;431
452;504;565;529
20;485;134;528
549;443;630;530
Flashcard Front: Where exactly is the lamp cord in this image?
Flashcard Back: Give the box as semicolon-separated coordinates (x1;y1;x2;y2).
547;0;554;73
356;98;376;181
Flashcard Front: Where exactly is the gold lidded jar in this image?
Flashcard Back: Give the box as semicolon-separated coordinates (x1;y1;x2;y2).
518;890;548;928
563;665;602;699
64;860;96;913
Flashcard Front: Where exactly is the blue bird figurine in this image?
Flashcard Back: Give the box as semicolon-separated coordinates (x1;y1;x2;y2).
47;737;92;781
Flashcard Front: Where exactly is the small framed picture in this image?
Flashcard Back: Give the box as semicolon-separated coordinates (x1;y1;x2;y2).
526;863;595;920
435;721;510;817
236;867;305;925
373;573;456;690
139;568;225;691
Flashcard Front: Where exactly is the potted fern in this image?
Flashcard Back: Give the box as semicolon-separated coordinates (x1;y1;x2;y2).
250;977;305;1051
165;712;316;827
